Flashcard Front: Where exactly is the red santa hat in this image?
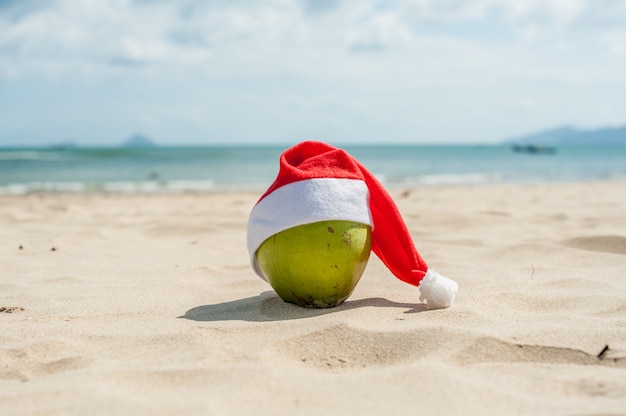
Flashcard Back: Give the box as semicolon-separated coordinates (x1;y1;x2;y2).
247;141;458;309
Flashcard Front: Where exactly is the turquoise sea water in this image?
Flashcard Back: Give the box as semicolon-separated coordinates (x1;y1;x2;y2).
1;144;625;195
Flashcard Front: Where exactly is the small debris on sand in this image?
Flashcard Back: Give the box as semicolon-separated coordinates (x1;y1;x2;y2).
0;306;25;313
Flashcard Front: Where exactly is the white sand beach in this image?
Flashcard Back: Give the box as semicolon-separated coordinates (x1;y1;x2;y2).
1;182;625;415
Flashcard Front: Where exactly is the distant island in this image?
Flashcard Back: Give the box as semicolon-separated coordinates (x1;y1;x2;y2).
505;125;626;146
122;134;156;148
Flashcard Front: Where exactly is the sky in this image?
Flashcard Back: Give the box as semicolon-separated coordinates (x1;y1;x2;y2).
1;0;626;146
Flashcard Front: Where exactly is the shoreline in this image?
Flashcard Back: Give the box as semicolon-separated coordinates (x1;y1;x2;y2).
2;177;626;196
2;181;625;415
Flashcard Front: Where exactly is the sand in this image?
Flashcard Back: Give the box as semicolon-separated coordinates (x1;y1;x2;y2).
1;182;625;415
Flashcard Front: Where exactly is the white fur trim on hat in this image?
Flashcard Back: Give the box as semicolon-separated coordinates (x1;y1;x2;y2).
418;268;458;309
247;177;372;280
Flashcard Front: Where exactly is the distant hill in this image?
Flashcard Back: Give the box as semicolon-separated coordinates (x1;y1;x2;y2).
505;125;626;146
122;134;156;148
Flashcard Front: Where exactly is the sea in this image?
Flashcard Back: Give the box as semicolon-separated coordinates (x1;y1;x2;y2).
1;144;625;195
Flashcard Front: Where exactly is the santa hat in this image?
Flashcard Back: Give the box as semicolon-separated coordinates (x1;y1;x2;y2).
246;141;458;309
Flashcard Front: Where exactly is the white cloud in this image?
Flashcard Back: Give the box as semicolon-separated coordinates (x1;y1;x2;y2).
2;0;625;77
1;0;625;145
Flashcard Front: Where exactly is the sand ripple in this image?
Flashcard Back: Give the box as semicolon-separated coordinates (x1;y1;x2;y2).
277;324;626;371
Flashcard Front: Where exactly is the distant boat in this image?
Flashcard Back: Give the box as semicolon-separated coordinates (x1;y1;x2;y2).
511;144;557;155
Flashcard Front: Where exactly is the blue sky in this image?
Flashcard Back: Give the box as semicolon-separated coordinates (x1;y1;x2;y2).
1;0;626;146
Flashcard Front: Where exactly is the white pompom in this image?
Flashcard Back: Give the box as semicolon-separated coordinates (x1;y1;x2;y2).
418;269;458;309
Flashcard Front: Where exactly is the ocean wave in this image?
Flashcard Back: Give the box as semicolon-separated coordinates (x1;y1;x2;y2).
0;180;218;195
405;172;504;186
0;151;70;161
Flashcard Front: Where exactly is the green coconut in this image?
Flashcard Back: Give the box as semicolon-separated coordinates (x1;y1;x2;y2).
256;220;372;308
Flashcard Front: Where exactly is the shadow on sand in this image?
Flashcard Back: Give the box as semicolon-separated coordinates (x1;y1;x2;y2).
178;291;429;322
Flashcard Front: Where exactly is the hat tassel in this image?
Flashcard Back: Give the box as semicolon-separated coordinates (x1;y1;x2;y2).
418;269;458;309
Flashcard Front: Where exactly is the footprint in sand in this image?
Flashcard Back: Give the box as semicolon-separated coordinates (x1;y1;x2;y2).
0;341;88;382
276;324;451;370
453;337;626;368
563;235;626;255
